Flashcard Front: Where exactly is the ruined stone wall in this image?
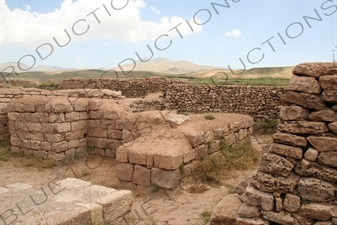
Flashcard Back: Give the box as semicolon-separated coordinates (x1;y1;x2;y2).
235;62;337;225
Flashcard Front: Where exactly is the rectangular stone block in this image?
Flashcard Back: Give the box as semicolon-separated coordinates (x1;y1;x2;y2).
195;144;207;159
103;110;120;120
128;150;147;166
88;120;100;128
151;167;180;189
133;165;150;186
289;75;321;94
295;159;337;183
251;172;299;193
278;121;329;135
71;120;87;131
307;136;337;152
259;153;294;177
45;133;65;143
52;141;69;153
116;146;128;163
116;163;133;181
65;112;80;121
319;75;337;91
280;91;326;110
280;106;309;121
48;151;65;161
269;143;303;159
51;123;71;133
153;153;183;170
107;130;122;139
273;132;307;147
90;111;103;119
87;128;107;138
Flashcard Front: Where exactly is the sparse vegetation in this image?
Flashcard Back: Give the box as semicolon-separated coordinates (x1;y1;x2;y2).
151;183;160;192
204;114;215;120
200;211;212;224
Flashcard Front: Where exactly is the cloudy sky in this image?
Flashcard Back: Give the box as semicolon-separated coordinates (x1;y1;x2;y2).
1;0;337;72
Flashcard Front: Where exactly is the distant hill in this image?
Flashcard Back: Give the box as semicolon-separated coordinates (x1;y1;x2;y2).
30;65;77;72
113;57;223;74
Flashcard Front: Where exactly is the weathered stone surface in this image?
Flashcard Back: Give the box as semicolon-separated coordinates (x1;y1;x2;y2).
235;179;250;196
251;172;299;193
299;203;332;221
184;132;204;148
304;148;319;161
320;75;337;91
236;218;267;225
275;197;283;212
153;153;183;170
151;168;180;189
328;122;337;134
133;165;150;186
273;132;307;147
261;210;298;225
289;75;321;94
298;178;335;202
209;194;242;225
280;106;309;121
128;150;147;166
240;185;274;211
295;159;337;183
281;91;326;110
309;109;337;122
259;153;294;177
283;193;301;213
238;203;261;218
322;91;337;103
317;151;337;168
269;143;303;159
165;114;190;128
278;121;329;135
307;136;337;152
116;163;133;182
292;62;336;78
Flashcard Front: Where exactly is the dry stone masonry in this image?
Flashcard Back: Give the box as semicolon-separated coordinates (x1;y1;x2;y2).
223;62;337;225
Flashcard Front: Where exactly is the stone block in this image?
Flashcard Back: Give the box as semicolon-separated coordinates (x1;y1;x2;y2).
128;151;146;166
65;112;80;121
240;185;274;211
87;128;107;138
106;139;122;150
280;106;309;121
69;140;80;148
320;75;337;91
45;133;64;143
298;178;335;202
261;210;298;225
307;136;337;152
40;142;52;151
278;121;329;135
116;163;133;182
88;120;100;128
65;130;85;140
251;172;299;193
88;99;103;111
153;153;183;170
238;203;261;218
328;122;337;134
52;141;69;153
269;143;303;159
133;165;150;186
259;153;294;177
51;123;71;133
103;110;120;120
322;91;337;103
71;120;87;131
146;154;153;168
299;203;332;221
309;109;337;122
289;75;321;94
292;62;336;77
272;132;307;147
280;91;326;110
48;151;65;161
283;193;300;213
304;148;318;161
195;144;208;159
295;159;337;183
107;130;122;139
90;111;103;119
183;149;195;163
317;151;337;167
151;167;180;189
184;132;204;148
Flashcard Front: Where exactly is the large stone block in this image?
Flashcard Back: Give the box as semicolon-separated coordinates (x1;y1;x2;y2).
259;153;294;177
283;193;300;213
87;128;107;138
116;163;133;182
209;194;241;225
303;148;318;161
261;211;298;225
320;75;337;91
273;132;307;147
45;98;74;113
184;132;204;148
322;91;337;103
251;172;299;193
298;178;335;202
151;167;180;189
308;109;337;122
280;106;309;121
328;122;337;134
280;91;326;110
50;123;71;133
153;153;183;170
278;121;329;135
317;151;337;168
240;185;274;211
295;159;337;183
65;112;80;121
133;165;150;186
299;203;332;221
103;110;120;120
307;136;337;152
52;141;69;153
292;62;336;78
269;143;303;159
107;130;122;139
71;120;87;131
289;75;321;94
128;151;146;166
195;144;208;159
238;203;261;218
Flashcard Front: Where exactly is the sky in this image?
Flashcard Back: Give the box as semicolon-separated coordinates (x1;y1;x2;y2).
1;0;337;73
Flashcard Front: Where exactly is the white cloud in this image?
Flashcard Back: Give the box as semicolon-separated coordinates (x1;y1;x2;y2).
103;42;111;47
149;5;160;15
75;59;82;64
226;29;242;37
1;0;202;47
22;4;31;11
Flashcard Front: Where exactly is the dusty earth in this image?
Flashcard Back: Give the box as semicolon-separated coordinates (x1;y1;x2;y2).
0;114;273;225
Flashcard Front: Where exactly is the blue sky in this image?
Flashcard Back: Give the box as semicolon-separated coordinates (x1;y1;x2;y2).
1;0;337;72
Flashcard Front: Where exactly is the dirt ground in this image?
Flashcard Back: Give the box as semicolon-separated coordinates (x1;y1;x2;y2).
0;120;273;225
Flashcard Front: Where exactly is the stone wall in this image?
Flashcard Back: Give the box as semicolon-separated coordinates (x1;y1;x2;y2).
234;62;337;225
58;78;287;120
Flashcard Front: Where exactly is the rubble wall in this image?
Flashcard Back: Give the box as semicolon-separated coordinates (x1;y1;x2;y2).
235;62;337;225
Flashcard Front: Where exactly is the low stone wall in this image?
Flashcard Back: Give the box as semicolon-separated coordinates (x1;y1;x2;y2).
234;62;337;225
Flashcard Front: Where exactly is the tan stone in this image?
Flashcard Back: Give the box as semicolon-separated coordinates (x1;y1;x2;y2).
65;112;80;121
107;130;122;139
52;141;69;153
292;62;336;78
269;143;303;159
30;140;41;150
303;148;318;161
283;193;300;213
281;91;326;110
209;194;241;225
238;203;261;218
153;153;183;170
65;130;84;140
48;151;65;161
261;210;298;225
128;151;146;166
151;167;180;189
103;110;120;120
31;132;44;141
146;154;153;168
295;159;337;183
90;111;103;119
71;121;87;131
88;99;103;111
307;136;337;152
51;123;71;133
317;151;337;168
45;134;64;143
116;163;133;182
299;203;332;221
289;75;321;94
184;132;204;147
133;165;150;186
309;109;337;122
183;149;195;163
273;132;307;147
195;144;208;159
251;172;299;193
275;197;283;212
88;120;100;128
280;106;309;121
116;146;128;163
328;122;337;134
69;140;80;148
278;121;329;135
259;153;294;177
236;218;266;225
320;75;337;91
322;91;337;103
298;178;335;202
240;185;274;211
45;98;73;113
